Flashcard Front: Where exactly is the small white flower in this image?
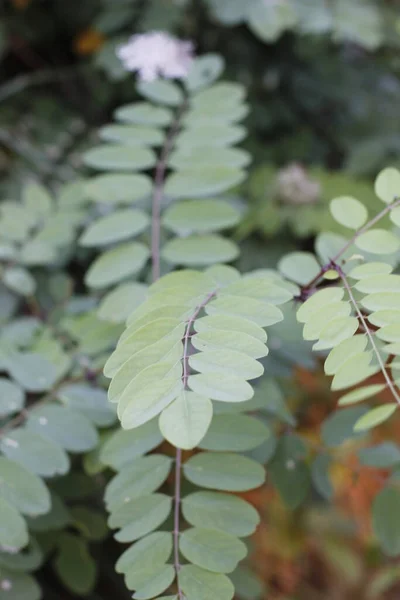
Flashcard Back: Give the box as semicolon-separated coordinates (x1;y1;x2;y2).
0;579;12;591
117;31;194;82
276;163;321;206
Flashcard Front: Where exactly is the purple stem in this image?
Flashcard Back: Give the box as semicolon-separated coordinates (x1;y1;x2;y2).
150;97;188;598
151;101;188;281
173;290;216;596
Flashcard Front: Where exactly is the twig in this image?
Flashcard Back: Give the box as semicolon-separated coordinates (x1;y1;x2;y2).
335;264;400;406
151;99;188;280
150;95;189;598
302;197;400;291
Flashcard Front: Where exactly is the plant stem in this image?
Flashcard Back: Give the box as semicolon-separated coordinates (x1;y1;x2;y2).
173;447;183;587
303;197;400;291
150;96;189;598
335;264;400;406
151;100;188;281
172;290;215;597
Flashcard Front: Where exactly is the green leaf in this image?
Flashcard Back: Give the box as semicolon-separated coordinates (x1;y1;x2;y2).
331;352;379;390
176;124;246;149
26;404;99;453
229;567;265;600
192;83;245;112
98;282;148;324
269;435;310;509
100;419;163;470
114;102;172;126
116;531;172;575
182;491;259;537
372;487;400;556
133;565;175;599
86;173;152;204
99;124;164;146
333;0;383;50
359;443;400;468
311;454;333;500
247;0;297;42
169;146;251;170
330;196;368;229
221;275;294;305
27;492;70;532
165;167;246;198
0;457;50;516
194;315;266;343
185;54;224;92
70;506;108;541
190;349;263;380
390;206;400;228
338;384;385;406
348;261;393;280
162;235;239;266
80;209;149;247
191;329;268;359
83;144;156;171
85;242;149;288
105;455;172;511
3;267;35;296
302;302;352;341
107;339;182;400
205;296;283;327
188;373;253;403
374;167;400;204
19;239;57;266
355;274;400;293
183;452;265;491
278;252;321;285
0;203;36;243
0;538;43;572
58;179;87;209
354;404;397;432
162;200;240;234
0;497;28;551
118;363;183;429
199;414;269;451
316;316;359;349
179;565;234;600
5;353;59;392
109;494;172;542
54;533;96;596
23;182;53;216
0;378;25;417
137;80;183;106
0;430;69;477
58;383;116;427
180;527;247;573
297;287;345;323
159;391;212;450
361;292;400;311
0;570;41;600
321;406;369;447
355;229;400;255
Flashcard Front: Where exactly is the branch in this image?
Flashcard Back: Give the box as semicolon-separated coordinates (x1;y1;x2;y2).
335;264;400;406
302;197;400;291
173;290;216;598
151;99;188;281
150;94;189;598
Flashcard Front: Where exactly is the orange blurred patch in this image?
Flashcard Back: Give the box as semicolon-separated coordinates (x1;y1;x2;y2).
12;0;32;9
74;29;105;55
333;455;388;539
